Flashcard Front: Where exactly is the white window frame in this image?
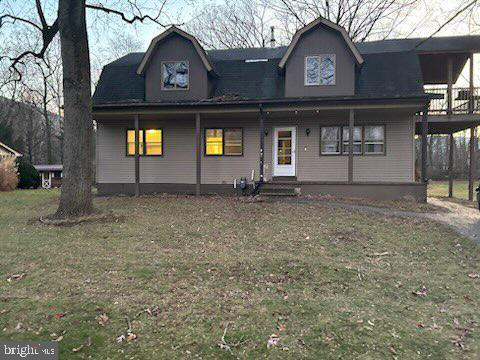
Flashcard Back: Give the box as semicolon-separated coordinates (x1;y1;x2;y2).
320;126;341;155
342;126;363;155
161;60;189;91
304;54;336;86
364;125;385;155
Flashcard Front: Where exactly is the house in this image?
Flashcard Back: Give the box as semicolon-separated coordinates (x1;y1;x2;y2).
34;164;63;189
92;17;480;202
0;141;22;160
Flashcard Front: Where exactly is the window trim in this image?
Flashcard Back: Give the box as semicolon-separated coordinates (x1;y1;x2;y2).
320;125;386;156
342;126;363;155
320;126;341;155
363;125;386;156
161;60;190;91
204;127;244;157
304;54;336;87
126;128;164;157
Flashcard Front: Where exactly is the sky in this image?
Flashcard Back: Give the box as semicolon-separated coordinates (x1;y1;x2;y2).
1;0;479;86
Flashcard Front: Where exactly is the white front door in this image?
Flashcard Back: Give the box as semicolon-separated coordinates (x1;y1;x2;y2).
273;126;296;177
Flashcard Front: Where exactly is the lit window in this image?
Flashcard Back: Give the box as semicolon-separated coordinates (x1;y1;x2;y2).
305;54;336;86
321;127;341;154
162;61;189;90
127;129;162;156
206;129;223;155
205;128;243;156
364;126;385;154
342;126;362;154
127;130;144;155
224;129;242;155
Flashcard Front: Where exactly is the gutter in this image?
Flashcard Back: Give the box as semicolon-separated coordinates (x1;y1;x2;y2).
92;95;430;114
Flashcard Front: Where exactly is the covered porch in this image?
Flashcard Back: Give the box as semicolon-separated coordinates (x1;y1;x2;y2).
94;97;426;201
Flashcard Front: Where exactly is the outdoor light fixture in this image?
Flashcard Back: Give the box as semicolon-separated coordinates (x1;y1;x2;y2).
306;128;311;136
265;129;269;136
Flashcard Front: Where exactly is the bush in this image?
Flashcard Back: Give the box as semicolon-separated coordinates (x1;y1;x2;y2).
17;157;41;189
0;157;19;191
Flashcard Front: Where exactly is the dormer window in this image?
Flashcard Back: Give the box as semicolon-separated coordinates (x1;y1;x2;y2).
305;55;336;86
162;61;189;90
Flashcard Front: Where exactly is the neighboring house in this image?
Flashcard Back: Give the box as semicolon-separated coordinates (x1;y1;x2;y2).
0;141;22;160
34;164;63;189
92;17;480;202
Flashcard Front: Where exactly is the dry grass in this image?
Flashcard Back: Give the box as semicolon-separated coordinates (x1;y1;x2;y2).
1;189;479;359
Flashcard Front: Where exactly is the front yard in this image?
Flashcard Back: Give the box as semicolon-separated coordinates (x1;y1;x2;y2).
1;190;479;359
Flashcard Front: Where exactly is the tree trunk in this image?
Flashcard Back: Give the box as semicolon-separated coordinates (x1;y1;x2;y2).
55;0;94;218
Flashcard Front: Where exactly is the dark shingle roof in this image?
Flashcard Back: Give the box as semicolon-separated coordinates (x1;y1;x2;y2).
93;35;480;105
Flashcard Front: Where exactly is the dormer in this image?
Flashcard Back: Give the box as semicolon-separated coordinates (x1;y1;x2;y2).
137;27;215;102
279;18;363;98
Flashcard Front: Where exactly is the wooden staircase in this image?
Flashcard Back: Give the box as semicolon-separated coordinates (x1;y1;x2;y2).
258;177;300;197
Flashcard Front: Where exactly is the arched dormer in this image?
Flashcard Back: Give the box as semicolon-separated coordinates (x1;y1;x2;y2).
137;26;215;102
279;18;363;98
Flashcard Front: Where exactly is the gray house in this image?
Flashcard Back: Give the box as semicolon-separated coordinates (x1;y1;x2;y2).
93;17;480;202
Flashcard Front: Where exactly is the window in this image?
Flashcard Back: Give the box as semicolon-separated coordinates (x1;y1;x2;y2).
205;128;243;156
305;54;336;86
162;61;189;90
127;129;162;156
321;127;341;154
342;126;362;154
364;126;385;154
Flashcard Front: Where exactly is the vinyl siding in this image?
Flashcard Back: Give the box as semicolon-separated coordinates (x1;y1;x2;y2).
96;112;415;185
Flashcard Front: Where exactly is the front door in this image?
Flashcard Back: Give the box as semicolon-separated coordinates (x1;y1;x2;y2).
273;126;296;177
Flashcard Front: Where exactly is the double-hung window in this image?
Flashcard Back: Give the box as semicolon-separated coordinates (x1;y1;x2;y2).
342;126;362;154
364;126;385;154
305;54;336;86
162;61;189;90
205;128;243;156
321;127;341;154
127;129;163;156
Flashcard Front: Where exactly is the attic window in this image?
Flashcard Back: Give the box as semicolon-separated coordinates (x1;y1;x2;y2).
305;55;336;86
162;61;189;90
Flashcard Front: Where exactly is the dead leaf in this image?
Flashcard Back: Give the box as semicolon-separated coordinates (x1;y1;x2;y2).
54;313;64;319
7;273;26;282
417;321;425;328
277;322;286;332
96;313;109;326
53;336;64;342
127;332;137;342
412;286;428;297
267;334;280;348
115;334;125;343
72;337;91;352
468;273;479;279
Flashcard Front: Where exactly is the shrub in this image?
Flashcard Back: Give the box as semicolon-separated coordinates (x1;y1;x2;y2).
17;157;41;189
0;157;19;191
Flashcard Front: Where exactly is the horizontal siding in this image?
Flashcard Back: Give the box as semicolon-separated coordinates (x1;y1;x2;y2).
96;112;415;185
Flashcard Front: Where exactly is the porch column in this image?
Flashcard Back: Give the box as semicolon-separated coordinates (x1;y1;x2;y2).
469;126;476;201
449;132;454;198
421;105;429;183
447;57;453;116
468;54;476;201
134;114;140;197
195;113;201;197
348;109;354;183
259;104;265;183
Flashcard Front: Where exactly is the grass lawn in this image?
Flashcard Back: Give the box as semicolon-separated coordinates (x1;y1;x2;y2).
428;180;473;200
1;190;479;359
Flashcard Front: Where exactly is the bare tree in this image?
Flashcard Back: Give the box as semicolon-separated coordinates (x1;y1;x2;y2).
186;0;273;49
0;0;173;218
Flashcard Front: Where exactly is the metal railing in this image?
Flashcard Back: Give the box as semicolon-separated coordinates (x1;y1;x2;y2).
425;87;480;115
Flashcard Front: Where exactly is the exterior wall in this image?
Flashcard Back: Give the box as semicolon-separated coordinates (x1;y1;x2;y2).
144;33;209;102
96;111;415;188
284;24;356;98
